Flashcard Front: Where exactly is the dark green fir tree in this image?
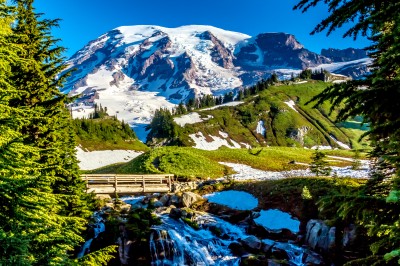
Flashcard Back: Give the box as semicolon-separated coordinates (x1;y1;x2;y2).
0;0;98;264
310;148;331;176
295;0;400;263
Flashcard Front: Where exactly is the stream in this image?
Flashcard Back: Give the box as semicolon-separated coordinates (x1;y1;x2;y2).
150;213;316;266
78;195;324;265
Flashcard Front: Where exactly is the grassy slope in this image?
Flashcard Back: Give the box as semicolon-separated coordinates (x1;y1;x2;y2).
174;81;369;150
88;146;365;179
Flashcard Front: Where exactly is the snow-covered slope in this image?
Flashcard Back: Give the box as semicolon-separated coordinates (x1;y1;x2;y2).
63;25;371;138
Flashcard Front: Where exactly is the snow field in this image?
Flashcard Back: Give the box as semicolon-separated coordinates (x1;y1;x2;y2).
189;132;243;150
76;147;143;170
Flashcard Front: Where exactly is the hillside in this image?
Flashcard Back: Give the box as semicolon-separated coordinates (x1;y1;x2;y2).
87;146;365;179
72;115;148;151
148;81;369;150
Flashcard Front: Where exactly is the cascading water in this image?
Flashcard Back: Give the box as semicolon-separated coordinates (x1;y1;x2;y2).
150;213;322;266
77;211;106;258
150;214;242;266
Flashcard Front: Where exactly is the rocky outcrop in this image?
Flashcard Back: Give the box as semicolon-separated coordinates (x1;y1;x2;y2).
109;71;125;87
321;48;368;62
199;31;234;68
181;192;203;207
288;126;309;146
236;33;331;70
305;220;336;254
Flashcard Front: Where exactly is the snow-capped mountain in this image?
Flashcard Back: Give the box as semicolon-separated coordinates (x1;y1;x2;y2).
63;25;371;138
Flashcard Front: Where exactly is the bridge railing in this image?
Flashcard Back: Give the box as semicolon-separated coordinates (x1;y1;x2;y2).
81;174;174;194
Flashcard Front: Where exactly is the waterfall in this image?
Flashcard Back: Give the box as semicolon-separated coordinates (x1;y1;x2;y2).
77;211;106;258
150;214;241;266
150;213;324;266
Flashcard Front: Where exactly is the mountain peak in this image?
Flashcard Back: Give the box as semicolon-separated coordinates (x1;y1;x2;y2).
63;25;370;139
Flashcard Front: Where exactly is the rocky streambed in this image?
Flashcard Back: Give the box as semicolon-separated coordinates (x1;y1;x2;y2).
78;186;361;265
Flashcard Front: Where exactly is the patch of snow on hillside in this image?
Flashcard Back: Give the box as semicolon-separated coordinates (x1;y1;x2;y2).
240;142;252;149
256;120;266;136
76;147;142;170
284;100;298;113
312;58;372;74
202;101;244;111
220;161;370;180
71;106;95;119
254;209;300;233
204;190;258;210
330;135;351;149
174;112;213;127
219;131;229;138
189;132;241;150
311;146;332;150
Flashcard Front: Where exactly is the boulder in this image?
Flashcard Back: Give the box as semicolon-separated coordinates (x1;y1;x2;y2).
228;242;248;257
152;200;164;208
262;239;276;253
303;249;325;265
169;208;182;220
182;192;203;207
168;194;181;206
305;219;335;254
241;235;262;251
342;224;357;249
159;194;170;206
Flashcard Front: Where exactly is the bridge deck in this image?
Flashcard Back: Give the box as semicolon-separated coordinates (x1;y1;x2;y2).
81;174;174;194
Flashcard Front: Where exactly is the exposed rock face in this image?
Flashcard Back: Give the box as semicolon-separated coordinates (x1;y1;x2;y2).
109;71;125;87
236;33;331;70
288;126;309;146
342;224;357;249
305;220;335;254
321;48;368;62
199;31;234;69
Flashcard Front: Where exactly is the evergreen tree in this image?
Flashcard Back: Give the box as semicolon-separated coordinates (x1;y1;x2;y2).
0;1;93;264
146;108;176;141
310;148;332;176
295;0;400;262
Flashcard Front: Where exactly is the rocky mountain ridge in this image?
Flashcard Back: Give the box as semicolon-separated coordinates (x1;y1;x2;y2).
63;25;371;138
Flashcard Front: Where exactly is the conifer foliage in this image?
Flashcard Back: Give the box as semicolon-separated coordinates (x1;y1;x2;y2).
310;148;331;176
295;0;400;263
0;0;93;264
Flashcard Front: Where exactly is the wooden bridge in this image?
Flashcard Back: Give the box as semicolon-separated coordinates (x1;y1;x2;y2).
81;174;174;194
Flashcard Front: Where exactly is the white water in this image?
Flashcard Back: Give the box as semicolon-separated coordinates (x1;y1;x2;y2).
150;213;318;265
150;214;241;266
77;211;106;258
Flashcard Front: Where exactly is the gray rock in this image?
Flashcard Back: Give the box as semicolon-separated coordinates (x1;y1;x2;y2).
262;239;276;253
168;194;181;206
169;208;182;220
305;219;336;254
241;235;262;251
182;192;203;207
152;200;164;208
159;194;170;206
342;224;357;249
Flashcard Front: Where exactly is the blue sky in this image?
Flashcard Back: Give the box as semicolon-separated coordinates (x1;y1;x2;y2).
33;0;370;58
